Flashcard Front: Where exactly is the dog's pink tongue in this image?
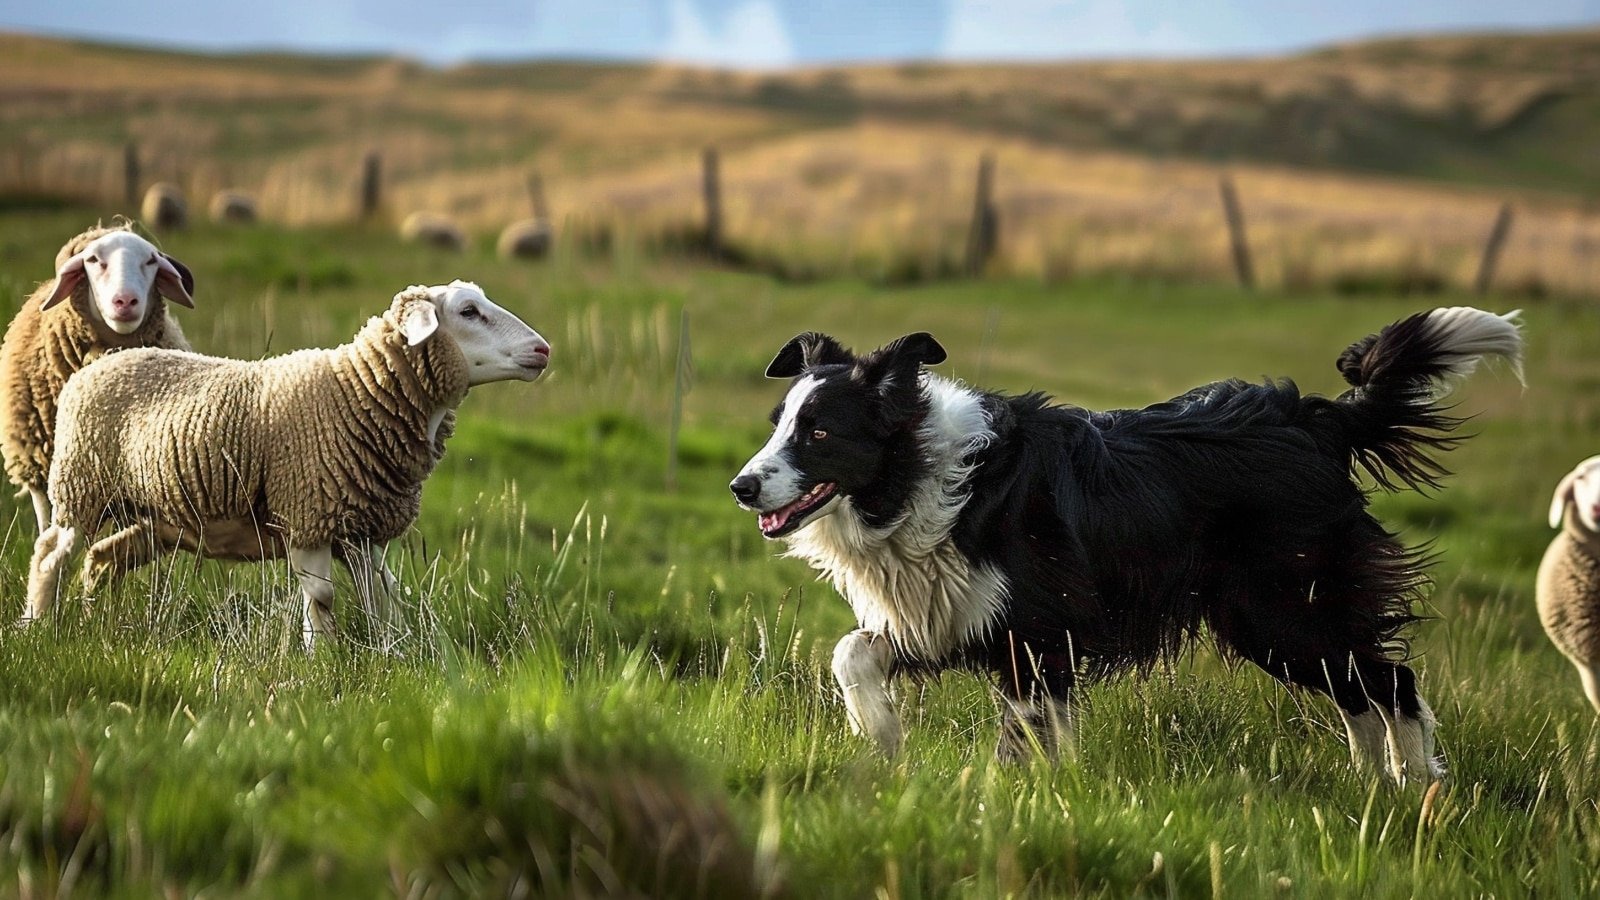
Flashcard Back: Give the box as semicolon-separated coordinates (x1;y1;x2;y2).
759;508;790;533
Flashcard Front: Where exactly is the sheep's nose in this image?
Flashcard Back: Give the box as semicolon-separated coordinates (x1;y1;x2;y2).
730;475;761;506
110;291;139;311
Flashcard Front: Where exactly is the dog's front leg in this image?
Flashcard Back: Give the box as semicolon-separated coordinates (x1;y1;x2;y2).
831;629;902;755
996;692;1076;762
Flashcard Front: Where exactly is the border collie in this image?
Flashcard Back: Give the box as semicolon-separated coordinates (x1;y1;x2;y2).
730;307;1522;786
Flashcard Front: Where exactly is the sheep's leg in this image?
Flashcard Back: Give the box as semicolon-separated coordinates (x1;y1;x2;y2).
831;629;901;755
290;545;336;652
24;523;78;622
340;540;402;647
83;523;163;595
26;487;49;535
1577;662;1600;715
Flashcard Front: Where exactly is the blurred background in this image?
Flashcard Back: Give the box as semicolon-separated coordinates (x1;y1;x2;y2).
2;1;1597;296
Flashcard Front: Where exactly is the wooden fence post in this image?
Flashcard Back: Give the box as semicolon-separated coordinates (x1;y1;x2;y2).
525;171;549;222
701;147;722;257
965;152;998;276
359;151;382;220
1218;175;1255;290
1475;202;1514;296
122;142;140;208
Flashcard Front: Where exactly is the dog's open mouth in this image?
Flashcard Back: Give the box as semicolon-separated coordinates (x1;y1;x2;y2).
758;482;838;538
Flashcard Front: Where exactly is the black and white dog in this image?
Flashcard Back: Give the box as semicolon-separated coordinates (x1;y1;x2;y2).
731;307;1522;785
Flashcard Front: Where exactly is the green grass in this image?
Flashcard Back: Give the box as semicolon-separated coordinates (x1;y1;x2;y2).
0;210;1597;896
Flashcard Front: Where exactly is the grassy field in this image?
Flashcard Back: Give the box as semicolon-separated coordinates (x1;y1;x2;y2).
0;208;1597;896
4;31;1599;297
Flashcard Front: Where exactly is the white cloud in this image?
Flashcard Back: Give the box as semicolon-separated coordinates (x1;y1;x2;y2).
660;0;796;69
943;0;1208;60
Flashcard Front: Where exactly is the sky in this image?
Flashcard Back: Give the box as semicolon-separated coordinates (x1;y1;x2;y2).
4;0;1598;68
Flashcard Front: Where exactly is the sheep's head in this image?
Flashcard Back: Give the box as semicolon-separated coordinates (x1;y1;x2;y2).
43;229;194;335
1550;455;1600;532
393;280;550;385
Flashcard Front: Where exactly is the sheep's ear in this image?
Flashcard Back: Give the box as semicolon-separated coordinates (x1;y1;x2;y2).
766;332;852;378
42;251;87;310
1551;468;1582;529
400;301;439;346
155;253;195;308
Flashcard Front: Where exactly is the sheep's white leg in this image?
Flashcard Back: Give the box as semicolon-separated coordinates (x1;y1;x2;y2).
1576;662;1600;715
83;523;162;595
997;693;1076;762
24;524;78;622
1383;694;1444;787
26;487;49;535
1340;709;1390;774
341;541;402;647
831;629;901;755
291;545;336;652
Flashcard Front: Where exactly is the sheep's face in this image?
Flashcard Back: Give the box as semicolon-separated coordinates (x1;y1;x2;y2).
1551;455;1600;532
399;280;550;385
43;230;194;335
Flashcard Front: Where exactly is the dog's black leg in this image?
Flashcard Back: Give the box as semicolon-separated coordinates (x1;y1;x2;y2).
994;635;1076;762
1210;601;1443;786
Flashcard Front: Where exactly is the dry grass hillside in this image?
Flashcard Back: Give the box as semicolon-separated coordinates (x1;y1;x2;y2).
3;29;1598;294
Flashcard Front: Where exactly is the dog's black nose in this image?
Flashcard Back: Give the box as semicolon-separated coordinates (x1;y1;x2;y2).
730;475;761;505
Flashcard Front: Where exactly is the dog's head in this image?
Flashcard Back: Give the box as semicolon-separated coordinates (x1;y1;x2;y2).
730;331;946;538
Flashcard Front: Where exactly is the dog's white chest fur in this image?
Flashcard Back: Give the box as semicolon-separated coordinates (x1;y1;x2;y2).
784;378;1008;660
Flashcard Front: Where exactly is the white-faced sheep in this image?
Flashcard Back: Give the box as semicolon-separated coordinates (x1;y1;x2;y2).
24;280;549;650
1539;455;1600;713
141;183;188;231
400;212;466;253
208;190;258;224
497;218;552;260
0;223;195;533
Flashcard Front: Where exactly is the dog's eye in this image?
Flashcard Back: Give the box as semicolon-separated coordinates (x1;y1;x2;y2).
812;429;828;440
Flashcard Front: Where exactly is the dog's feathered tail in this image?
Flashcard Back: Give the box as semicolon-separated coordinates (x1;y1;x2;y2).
1331;306;1523;492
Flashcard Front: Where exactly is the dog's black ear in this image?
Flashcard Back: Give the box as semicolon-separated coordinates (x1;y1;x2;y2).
765;332;853;378
878;332;946;368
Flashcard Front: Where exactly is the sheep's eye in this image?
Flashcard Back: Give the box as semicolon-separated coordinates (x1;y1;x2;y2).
460;305;480;320
86;255;98;264
812;429;828;440
145;255;157;266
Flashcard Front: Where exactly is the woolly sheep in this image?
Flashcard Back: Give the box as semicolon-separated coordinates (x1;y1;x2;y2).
497;218;552;260
207;189;257;224
0;223;195;533
24;280;550;650
1539;455;1600;713
141;183;188;230
400;212;466;253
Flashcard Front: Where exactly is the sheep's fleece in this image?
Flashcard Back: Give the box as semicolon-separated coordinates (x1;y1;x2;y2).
1539;455;1600;712
49;287;472;556
0;224;192;502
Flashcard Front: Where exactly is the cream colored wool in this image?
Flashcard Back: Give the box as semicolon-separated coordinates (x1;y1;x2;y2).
0;224;191;508
1538;504;1600;713
50;288;467;556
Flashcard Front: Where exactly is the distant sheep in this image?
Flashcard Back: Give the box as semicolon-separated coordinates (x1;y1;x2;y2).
497;218;552;260
141;183;188;231
24;281;550;651
0;223;195;533
1539;455;1600;713
208;190;257;224
400;212;466;253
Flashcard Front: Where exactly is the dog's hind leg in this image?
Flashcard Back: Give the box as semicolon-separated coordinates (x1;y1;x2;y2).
832;629;902;755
